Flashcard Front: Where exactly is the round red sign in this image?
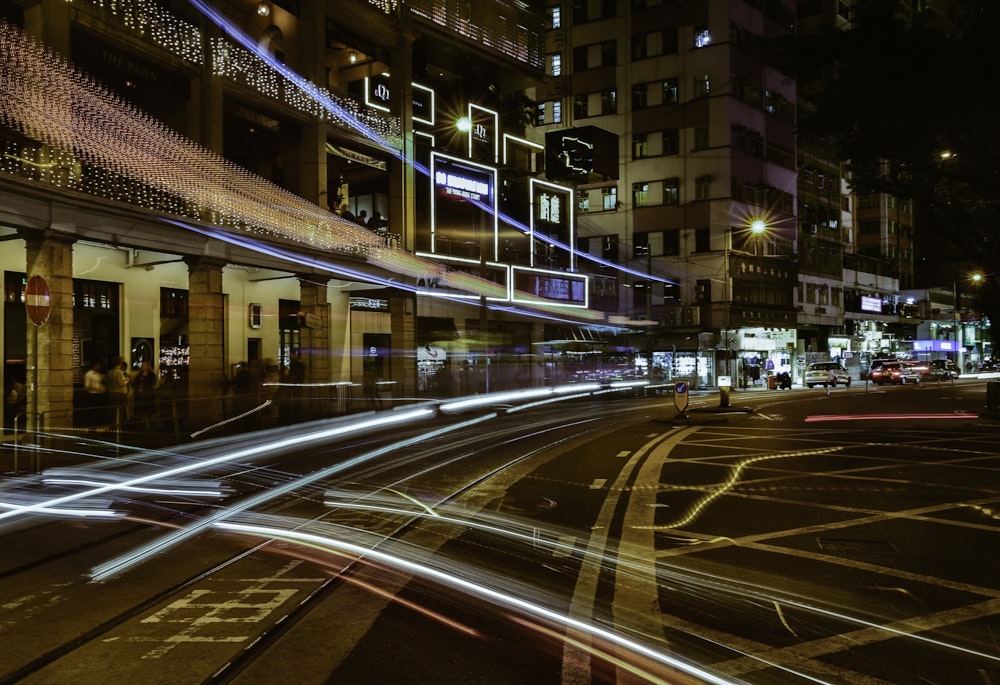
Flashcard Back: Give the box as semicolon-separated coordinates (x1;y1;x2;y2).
25;275;51;326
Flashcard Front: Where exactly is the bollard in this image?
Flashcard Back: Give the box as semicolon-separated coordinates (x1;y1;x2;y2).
718;375;732;408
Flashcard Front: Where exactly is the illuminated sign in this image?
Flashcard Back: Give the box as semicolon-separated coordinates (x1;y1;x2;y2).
435;169;490;202
861;296;883;313
544;125;619;180
349;296;389;311
512;267;587;307
537;192;562;224
363;77;435;125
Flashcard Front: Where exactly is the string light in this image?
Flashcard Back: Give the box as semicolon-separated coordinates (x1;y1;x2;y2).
0;21;381;255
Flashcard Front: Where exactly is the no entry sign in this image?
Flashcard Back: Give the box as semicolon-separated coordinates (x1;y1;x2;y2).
25;275;51;326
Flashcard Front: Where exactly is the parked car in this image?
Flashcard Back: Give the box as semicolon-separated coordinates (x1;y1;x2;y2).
930;359;959;379
805;362;852;388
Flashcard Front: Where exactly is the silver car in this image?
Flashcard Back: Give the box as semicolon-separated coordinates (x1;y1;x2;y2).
805;362;852;388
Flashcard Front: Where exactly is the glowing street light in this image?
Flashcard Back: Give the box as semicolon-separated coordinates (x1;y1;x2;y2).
749;218;767;255
456;116;473;133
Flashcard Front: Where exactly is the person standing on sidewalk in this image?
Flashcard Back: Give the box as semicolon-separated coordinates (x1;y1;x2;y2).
106;357;130;429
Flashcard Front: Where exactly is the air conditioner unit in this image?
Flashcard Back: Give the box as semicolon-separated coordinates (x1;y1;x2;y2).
665;307;680;326
683;306;700;326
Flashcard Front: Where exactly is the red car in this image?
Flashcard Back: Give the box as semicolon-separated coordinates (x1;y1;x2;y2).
869;361;922;385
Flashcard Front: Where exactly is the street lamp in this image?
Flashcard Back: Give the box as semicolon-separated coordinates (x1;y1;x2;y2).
749;218;766;255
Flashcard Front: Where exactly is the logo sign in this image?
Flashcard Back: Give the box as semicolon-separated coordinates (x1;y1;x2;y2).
25;275;51;326
673;380;689;413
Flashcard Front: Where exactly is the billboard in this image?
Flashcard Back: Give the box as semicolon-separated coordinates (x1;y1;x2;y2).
545;126;619;180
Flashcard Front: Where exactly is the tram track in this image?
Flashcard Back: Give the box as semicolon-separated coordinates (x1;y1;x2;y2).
1;397;651;684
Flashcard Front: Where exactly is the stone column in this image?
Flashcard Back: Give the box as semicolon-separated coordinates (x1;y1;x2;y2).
388;32;416;251
22;231;75;432
23;0;71;57
296;0;329;210
185;258;227;426
389;292;417;400
297;276;330;384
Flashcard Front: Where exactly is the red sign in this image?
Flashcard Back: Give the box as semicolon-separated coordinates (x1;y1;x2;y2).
25;275;51;326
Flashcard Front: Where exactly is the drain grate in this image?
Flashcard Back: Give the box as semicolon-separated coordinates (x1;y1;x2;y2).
817;537;897;554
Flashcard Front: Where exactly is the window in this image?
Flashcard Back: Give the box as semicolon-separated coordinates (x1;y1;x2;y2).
695;174;711;200
693;25;711;48
536;102;546;125
694;228;710;253
663;128;679;155
632;33;648;60
693;126;709;150
694;74;710;98
633;182;649;208
600;89;616;114
601;40;616;67
662;28;678;55
633;133;648;159
574;94;588;118
601;0;616;18
664;229;680;255
662;78;679;104
552;100;562;123
602;185;618;210
575;40;615;70
634;232;649;258
663;178;679;204
549;52;562;76
550;5;561;28
632;84;648;110
577;189;590;212
601;234;619;262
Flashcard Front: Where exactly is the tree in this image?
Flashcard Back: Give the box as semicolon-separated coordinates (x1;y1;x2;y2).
781;0;1000;351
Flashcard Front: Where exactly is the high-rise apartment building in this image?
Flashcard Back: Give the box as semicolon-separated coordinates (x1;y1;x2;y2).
529;0;800;386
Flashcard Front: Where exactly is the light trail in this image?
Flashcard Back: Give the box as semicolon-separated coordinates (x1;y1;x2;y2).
89;411;490;581
214;520;740;685
805;413;978;422
2;408;434;524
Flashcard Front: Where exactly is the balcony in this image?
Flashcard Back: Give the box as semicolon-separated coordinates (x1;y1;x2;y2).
405;0;545;72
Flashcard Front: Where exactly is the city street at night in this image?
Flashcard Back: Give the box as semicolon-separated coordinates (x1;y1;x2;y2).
1;378;998;684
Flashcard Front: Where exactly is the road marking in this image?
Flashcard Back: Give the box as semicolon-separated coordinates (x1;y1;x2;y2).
102;561;308;659
588;479;606;489
562;426;696;684
616;450;631;458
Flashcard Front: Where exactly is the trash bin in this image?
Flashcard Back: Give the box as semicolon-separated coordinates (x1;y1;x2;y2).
987;381;1000;413
767;375;777;390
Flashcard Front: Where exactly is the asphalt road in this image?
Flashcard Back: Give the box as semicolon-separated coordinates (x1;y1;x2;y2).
1;378;997;684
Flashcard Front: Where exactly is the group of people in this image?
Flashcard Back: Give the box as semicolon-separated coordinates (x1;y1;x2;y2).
338;204;387;232
82;357;161;430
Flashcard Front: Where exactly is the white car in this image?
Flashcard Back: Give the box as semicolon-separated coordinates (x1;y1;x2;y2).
805;362;852;388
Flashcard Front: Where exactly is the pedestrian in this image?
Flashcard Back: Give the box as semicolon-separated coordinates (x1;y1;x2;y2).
132;360;159;429
363;365;382;409
83;360;107;430
106;356;130;428
339;203;357;223
356;209;369;227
